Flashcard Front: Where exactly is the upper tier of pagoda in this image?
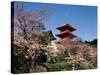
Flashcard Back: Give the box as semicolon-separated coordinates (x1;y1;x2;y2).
56;24;76;32
56;23;76;39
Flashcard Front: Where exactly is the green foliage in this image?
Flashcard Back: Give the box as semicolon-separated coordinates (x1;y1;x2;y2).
64;49;69;57
85;39;97;48
50;61;72;71
57;55;67;62
13;45;27;73
70;47;78;55
87;64;97;69
37;34;51;45
77;63;96;70
34;31;53;45
68;61;97;70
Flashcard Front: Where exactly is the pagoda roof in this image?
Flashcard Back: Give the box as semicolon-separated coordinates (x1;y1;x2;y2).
56;30;76;39
42;31;56;40
57;23;76;32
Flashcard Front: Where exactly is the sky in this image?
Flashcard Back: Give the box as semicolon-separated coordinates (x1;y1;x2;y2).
13;1;97;41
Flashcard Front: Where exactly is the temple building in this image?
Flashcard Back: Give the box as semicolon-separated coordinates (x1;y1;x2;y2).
42;31;56;41
56;23;77;44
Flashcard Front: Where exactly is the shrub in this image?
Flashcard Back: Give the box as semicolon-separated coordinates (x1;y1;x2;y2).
57;55;67;62
50;61;72;71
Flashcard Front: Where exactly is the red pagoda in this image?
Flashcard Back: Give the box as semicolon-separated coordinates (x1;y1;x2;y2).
56;23;76;40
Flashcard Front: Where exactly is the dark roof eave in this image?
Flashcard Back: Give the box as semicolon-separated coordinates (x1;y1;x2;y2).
56;24;76;31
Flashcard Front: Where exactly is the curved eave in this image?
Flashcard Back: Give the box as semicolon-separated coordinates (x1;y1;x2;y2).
56;31;76;39
57;24;76;32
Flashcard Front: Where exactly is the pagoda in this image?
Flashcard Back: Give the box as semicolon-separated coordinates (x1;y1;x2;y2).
56;23;76;40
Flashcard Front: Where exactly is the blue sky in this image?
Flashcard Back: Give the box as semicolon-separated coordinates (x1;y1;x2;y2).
14;1;97;41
